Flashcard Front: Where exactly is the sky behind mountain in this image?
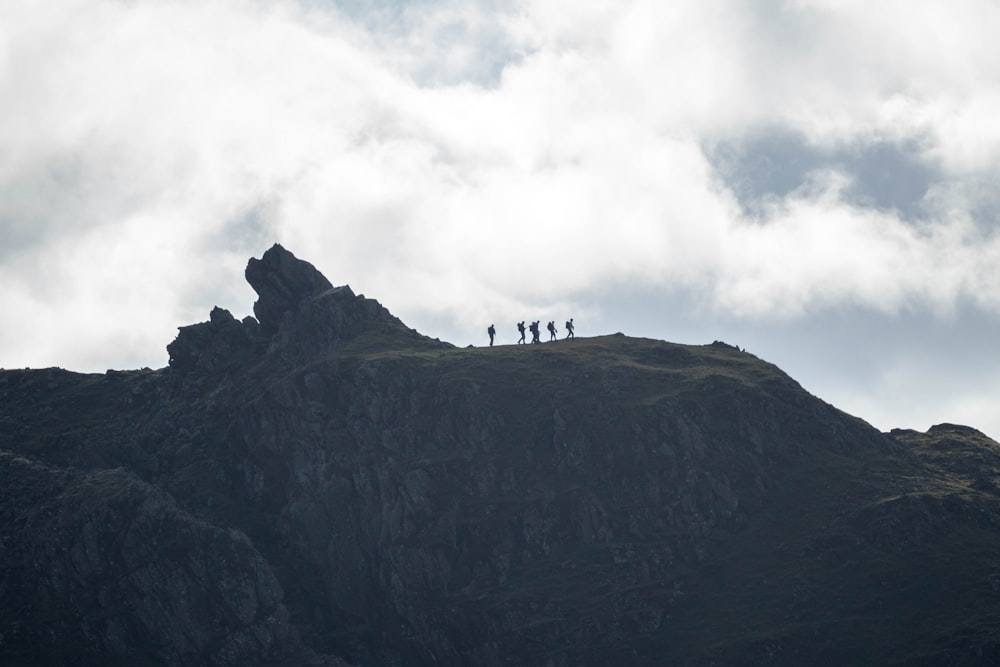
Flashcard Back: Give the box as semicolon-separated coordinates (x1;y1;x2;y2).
2;0;999;438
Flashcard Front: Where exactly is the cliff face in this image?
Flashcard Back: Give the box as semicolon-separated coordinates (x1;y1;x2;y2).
3;244;1000;666
0;451;290;667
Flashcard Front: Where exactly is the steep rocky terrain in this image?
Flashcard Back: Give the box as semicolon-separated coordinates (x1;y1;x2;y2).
3;244;1000;666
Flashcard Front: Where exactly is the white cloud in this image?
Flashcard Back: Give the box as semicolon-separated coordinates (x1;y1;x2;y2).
831;351;1000;440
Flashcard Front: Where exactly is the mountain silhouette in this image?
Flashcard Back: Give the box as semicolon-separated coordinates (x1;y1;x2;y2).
2;244;999;666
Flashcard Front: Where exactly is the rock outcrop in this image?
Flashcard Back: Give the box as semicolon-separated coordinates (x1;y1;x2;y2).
245;243;334;334
167;307;259;373
4;245;1000;666
0;452;290;666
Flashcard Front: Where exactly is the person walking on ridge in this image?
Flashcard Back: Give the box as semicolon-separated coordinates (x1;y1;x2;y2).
517;321;526;344
488;324;496;347
565;318;575;339
547;321;557;341
529;321;540;344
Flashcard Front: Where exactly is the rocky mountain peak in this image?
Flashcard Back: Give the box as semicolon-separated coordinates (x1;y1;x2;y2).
168;245;443;373
241;244;439;359
245;243;336;335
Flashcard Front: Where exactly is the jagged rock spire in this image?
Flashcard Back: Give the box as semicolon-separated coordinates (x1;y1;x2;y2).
245;244;334;335
168;244;444;373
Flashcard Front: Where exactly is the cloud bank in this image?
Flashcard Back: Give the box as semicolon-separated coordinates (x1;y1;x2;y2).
2;0;999;434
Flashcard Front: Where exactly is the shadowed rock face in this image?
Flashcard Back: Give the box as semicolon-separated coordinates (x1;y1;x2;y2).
245;244;333;335
4;246;1000;667
0;452;291;667
167;244;432;374
166;307;259;373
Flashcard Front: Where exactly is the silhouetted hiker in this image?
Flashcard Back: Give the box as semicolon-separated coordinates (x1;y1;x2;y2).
517;321;526;344
529;321;540;343
488;324;496;347
565;318;574;339
547;321;557;341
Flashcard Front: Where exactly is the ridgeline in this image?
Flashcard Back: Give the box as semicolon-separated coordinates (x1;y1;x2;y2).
3;245;1000;666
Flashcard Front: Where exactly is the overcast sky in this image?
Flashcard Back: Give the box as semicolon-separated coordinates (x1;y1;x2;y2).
2;0;999;439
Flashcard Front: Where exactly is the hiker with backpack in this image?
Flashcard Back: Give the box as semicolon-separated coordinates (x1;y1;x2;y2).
565;318;574;339
529;321;540;344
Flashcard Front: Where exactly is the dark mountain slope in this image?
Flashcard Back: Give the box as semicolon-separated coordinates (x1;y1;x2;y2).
0;450;292;667
2;244;999;666
657;423;1000;666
